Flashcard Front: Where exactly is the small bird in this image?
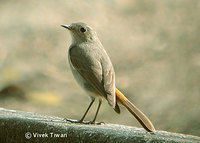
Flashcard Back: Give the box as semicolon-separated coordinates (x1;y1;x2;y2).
61;22;155;132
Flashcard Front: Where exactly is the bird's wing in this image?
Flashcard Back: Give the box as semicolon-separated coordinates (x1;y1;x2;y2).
69;46;116;107
101;49;116;107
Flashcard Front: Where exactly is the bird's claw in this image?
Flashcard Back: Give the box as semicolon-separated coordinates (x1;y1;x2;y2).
64;118;104;125
84;121;104;125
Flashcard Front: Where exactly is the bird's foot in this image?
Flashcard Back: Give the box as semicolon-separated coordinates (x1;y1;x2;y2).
64;118;84;123
84;121;105;125
64;118;104;125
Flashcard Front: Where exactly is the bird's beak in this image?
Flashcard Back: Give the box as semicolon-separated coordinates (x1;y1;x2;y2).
61;24;71;30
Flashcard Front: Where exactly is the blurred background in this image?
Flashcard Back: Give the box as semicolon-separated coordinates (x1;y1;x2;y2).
0;0;200;136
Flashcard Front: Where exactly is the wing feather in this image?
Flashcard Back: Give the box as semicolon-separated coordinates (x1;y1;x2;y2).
69;46;116;107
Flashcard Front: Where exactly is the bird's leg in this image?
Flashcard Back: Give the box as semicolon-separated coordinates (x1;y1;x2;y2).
86;98;104;125
65;99;95;123
92;98;102;123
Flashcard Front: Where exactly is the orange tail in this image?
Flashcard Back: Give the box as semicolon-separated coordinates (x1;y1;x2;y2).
116;88;155;132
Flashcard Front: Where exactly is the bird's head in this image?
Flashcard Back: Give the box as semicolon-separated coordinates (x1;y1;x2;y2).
61;22;98;44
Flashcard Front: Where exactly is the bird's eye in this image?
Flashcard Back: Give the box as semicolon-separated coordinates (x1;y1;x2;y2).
80;27;86;33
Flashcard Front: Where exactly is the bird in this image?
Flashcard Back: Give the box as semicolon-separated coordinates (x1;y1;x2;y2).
61;22;155;132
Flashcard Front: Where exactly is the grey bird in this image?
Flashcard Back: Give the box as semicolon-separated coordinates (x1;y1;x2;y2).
61;22;155;132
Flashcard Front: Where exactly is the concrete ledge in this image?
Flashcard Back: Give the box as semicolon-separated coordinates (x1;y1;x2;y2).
0;108;199;143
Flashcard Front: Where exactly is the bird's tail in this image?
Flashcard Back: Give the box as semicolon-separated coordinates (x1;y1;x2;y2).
116;88;155;132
